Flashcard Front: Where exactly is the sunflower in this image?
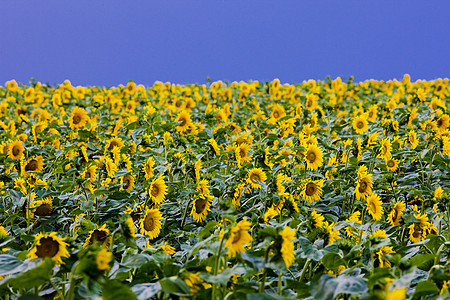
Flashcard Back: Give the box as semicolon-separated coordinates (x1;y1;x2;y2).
324;222;341;245
246;168;267;189
269;104;286;123
225;218;253;257
121;174;135;192
142;156;155;180
8;140;25;160
377;138;392;160
28;232;70;264
280;226;296;268
123;217;136;239
175;111;193;132
96;248;113;271
83;224;111;248
385;157;399;172
5;79;19;92
139;208;163;240
69;106;89;129
14;177;27;194
304;144;323;171
366;193;383;221
387;201;405;226
194;159;202;182
408;130;419;149
354;173;373;200
21;155;44;176
300;178;324;204
149;175;167;205
196;179;211;195
28;197;53;218
436;114;449;132
105;137;123;151
311;210;324;228
81;165;97;182
235;143;251;167
352;115;369;134
105;157;117;178
208;138;221;155
191;194;213;223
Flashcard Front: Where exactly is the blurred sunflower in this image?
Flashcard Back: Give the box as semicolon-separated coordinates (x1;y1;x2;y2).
366;193;383;221
191;194;213;223
304;144;323;170
96;248;113;271
69;106;89;129
28;197;53;218
139;208;163;239
149;175;167;205
83;224;111;248
385;157;399;172
246;168;267;189
235;143;251;167
8;140;25;160
28;232;69;264
225;218;253;257
311;210;324;228
408;130;419;149
280;226;296;268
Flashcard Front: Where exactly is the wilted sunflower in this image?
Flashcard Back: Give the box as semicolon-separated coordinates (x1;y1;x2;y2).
387;201;405;226
28;232;70;264
69;106;89;129
280;226;296;268
352;115;369;134
142;156;155;180
225;218;253;257
354;173;373;200
149;175;167;205
300;178;324;204
121;174;135;192
8;140;25;160
21;155;44;176
191;194;213;223
304;144;323;170
366;193;383;221
246;168;267;189
83;224;111;248
139;208;163;240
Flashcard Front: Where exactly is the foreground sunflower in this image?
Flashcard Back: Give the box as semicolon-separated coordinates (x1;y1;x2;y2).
246;168;267;189
366;193;383;221
149;175;167;205
139;208;163;239
191;194;213;223
225;218;253;257
300;178;324;204
280;226;296;268
8;140;25;160
69;106;89;129
304;144;323;170
28;232;70;264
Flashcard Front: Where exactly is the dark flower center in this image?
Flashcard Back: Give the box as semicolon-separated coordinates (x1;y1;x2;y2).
36;237;59;258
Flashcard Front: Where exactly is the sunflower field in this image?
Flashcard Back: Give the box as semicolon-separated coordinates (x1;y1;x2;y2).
0;76;449;300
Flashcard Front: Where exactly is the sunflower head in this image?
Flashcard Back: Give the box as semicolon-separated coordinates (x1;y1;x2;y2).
139;208;163;239
301;179;324;204
352;115;369;134
21;156;44;176
246;168;267;189
28;232;70;264
121;174;135;192
149;175;167;205
83;225;111;248
366;193;383;221
8;141;25;160
304;144;323;171
69;107;89;129
224;218;253;257
191;194;213;223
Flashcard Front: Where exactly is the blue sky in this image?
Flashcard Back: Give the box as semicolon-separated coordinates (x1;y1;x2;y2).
1;1;449;87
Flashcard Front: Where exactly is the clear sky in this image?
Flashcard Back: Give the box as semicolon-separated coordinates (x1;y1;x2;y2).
1;1;449;87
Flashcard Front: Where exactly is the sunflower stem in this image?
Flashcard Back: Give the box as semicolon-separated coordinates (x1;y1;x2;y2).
277;272;282;295
66;261;79;300
260;244;273;293
299;258;311;282
212;232;226;300
180;198;191;229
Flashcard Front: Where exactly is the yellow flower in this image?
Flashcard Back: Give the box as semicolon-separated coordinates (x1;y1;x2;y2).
105;137;123;151
300;178;324;204
14;177;27;195
83;224;111;248
124;217;136;239
304;144;323;170
194;159;202;182
208;138;221;155
377;138;392;160
324;222;341;245
28;232;70;264
354;174;373;200
235;143;251;167
385;157;399;172
28;197;53;219
8;140;25;160
225;218;253;257
246;168;267;189
264;206;279;224
149;175;167;205
139;208;163;239
105;157;117;178
385;287;406;300
96;248;113;271
175;111;193;132
21;155;44;176
352;114;369;134
69;106;89;129
280;226;296;268
434;186;443;200
387;201;405;226
121;174;135;192
311;210;324;228
142;156;155;180
159;243;176;255
366;193;383;221
191;194;213;223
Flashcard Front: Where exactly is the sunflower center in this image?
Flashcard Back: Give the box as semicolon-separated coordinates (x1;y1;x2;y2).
305;183;317;196
250;174;260;183
143;214;156;231
437;119;443;127
357;121;364;129
195;197;207;214
90;230;107;244
307;152;316;162
232;230;241;243
273;111;280;118
36;237;59;258
359;181;368;193
35;204;52;217
151;185;160;197
387;160;395;168
108;141;119;150
12;146;21;156
73;114;82;125
369;202;376;213
25;159;38;172
239;149;246;157
123;178;131;189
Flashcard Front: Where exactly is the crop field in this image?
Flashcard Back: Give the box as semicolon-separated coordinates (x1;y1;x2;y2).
0;76;449;299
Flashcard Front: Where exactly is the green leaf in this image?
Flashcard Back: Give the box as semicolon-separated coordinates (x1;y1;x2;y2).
102;280;138;300
410;254;435;271
8;258;54;289
247;294;292;300
159;277;190;296
200;267;245;285
131;283;162;300
412;280;439;299
0;254;24;275
321;253;345;270
311;274;368;300
121;254;152;269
